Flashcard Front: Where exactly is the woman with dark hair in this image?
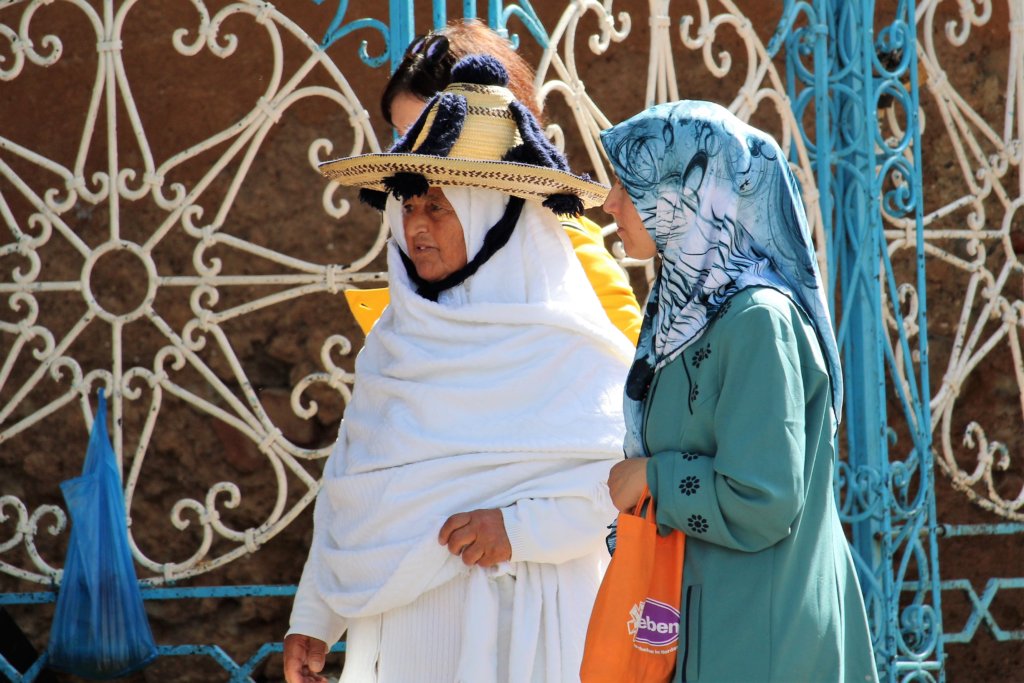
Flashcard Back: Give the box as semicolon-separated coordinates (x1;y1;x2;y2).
351;19;642;345
382;20;544;132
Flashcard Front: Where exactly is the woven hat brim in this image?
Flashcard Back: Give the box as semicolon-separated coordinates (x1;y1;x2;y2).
319;154;610;209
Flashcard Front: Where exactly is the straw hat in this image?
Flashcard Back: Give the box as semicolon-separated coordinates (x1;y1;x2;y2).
318;55;609;213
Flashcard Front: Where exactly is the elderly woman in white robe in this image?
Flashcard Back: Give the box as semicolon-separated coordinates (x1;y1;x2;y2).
283;54;633;683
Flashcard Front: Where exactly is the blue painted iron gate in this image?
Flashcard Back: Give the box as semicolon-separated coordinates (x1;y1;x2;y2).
1;0;1022;681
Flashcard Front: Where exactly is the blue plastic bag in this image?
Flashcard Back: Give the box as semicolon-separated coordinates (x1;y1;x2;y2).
47;389;157;678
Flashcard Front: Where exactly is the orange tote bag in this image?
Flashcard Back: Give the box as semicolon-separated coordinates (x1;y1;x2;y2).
580;487;686;683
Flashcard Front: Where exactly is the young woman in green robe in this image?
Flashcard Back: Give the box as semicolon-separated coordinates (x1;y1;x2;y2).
601;100;879;683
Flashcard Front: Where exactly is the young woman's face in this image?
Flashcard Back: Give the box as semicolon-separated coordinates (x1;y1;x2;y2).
391;91;428;136
402;187;468;282
603;181;656;259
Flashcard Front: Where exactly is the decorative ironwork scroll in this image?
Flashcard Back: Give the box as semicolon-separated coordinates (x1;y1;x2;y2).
916;0;1024;520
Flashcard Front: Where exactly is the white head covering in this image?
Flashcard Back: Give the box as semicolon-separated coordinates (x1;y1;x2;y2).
387;186;603;310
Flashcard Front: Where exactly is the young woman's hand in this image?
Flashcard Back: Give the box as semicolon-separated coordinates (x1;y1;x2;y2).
283;633;328;683
439;508;513;566
608;458;649;511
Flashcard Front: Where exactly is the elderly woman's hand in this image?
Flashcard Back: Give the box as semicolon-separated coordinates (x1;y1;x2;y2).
283;633;328;683
439;508;512;567
608;458;649;511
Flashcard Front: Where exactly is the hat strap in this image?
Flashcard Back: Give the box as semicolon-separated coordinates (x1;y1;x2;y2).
399;196;526;302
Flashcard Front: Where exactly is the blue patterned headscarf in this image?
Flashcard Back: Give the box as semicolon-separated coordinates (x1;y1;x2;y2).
600;100;843;456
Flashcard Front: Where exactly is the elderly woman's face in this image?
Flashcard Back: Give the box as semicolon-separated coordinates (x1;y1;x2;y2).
402;187;468;282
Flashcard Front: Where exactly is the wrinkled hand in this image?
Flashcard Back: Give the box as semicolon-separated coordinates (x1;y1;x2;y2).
283;633;328;683
608;458;649;511
439;508;512;567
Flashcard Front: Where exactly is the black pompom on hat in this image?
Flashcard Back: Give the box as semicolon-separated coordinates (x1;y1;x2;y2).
450;53;510;85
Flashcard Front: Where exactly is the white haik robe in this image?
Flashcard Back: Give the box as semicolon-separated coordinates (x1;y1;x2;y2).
289;188;633;682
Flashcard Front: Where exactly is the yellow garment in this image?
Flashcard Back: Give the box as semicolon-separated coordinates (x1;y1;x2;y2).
344;216;642;344
344;287;391;335
560;215;642;344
